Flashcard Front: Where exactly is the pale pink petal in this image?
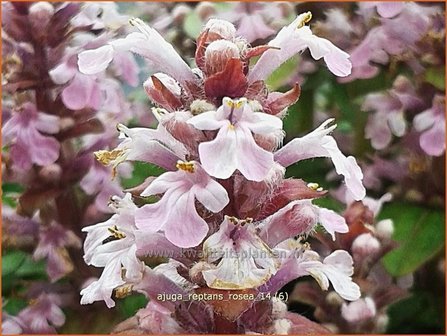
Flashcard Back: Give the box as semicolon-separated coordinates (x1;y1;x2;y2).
237;14;276;43
49;61;76;84
163;191;209;248
259;200;318;247
80;258;124;308
141;171;184;197
341;297;377;323
87;79;103;110
78;44;115;75
318;207;348;240
420;121;445;156
27;128;60;166
187;111;227;130
242;111;283;135
307;250;361;301
198;125;238;179
34;112;60;134
112;51;139;87
376;2;404;18
366;112;393;149
61;73;94;110
413;110;435;132
235;126;275;182
134;197;170;233
193;177;229;213
388;110;406;137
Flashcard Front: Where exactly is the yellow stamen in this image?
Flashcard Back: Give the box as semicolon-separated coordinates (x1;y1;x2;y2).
114;284;133;299
226;99;234;108
228;123;235;130
108;225;126;239
235;100;244;109
94;149;124;165
307;182;320;191
176;160;195;173
297;11;312;28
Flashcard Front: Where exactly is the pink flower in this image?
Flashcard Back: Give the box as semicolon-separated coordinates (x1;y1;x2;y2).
33;222;81;282
413;95;445;156
94;122;186;172
248;12;352;84
188;97;283;182
259;199;348;246
300;250;360;301
49;55;103;111
351;233;381;261
275;119;366;201
78;18;196;88
341;297;377;323
17;293;65;334
135;161;229;248
79;161;125;213
360;2;405;18
269;249;360;301
2;102;60;170
201;216;279;289
81;194;144;307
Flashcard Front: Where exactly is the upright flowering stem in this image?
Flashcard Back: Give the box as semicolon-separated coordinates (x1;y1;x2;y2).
2;2;141;333
77;11;370;334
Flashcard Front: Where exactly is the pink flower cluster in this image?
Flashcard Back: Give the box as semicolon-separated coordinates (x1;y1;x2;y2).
79;13;368;333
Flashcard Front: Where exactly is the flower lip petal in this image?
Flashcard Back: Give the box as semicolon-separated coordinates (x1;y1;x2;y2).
78;45;115;75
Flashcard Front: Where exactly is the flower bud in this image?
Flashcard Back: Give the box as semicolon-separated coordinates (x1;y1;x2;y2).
196;2;216;21
351;233;381;260
172;4;191;23
190;99;216;115
272;318;291;335
205;40;240;75
375;313;389;333
271;297;288;318
397;273;413;289
375;219;394;239
29;2;54;32
38;164;62;183
204;19;236;40
144;73;182;111
341;297;376;323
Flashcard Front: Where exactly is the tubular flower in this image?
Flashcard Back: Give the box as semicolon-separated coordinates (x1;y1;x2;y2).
135;161;229;248
188;97;283;181
201;216;280;290
2;102;60;170
81;193;143;307
275;119;365;200
248;12;352;84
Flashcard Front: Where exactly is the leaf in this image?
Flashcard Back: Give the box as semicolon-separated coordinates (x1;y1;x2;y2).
120;162;164;189
379;202;445;276
15;256;47;279
2;250;27;276
117;294;148;319
2;183;25;194
425;66;445;90
3;297;27;315
386;291;445;333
